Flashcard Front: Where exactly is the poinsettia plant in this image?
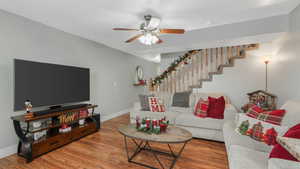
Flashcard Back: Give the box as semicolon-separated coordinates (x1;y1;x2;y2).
136;116;169;134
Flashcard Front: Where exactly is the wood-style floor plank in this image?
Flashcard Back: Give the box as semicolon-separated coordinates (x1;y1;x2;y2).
0;114;229;169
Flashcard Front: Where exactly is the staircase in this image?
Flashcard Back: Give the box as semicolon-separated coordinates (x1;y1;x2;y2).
149;44;259;93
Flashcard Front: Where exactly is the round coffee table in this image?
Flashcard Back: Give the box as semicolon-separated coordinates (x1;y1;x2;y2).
118;124;192;169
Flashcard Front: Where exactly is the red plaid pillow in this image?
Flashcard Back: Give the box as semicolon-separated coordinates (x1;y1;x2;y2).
246;105;264;118
246;105;286;126
258;110;286;126
194;99;209;118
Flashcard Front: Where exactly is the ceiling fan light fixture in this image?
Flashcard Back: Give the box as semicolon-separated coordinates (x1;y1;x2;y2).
148;17;161;29
113;14;184;45
138;33;159;45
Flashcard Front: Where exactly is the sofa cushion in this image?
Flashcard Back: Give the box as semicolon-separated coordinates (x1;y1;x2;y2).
229;145;269;169
268;158;300;169
168;106;192;114
172;91;191;107
223;121;272;153
175;112;224;130
177;125;224;141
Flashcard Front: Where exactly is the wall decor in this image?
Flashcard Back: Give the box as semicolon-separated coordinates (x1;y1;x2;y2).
134;66;146;86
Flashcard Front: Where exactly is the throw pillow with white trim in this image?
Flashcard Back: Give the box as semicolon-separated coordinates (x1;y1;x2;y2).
246;105;264;118
236;114;288;146
194;99;209;118
148;97;166;112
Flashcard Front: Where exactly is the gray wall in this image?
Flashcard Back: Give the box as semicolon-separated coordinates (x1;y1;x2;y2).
159;5;300;110
0;10;157;149
270;4;300;106
193;5;300;109
160;52;187;73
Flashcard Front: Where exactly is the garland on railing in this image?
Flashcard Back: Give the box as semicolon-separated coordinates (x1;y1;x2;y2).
150;50;198;87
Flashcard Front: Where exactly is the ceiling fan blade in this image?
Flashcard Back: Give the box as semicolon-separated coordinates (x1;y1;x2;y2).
113;28;139;31
125;34;143;43
160;29;185;34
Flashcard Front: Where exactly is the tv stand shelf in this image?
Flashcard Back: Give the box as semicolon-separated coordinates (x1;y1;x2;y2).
11;104;100;162
12;105;97;122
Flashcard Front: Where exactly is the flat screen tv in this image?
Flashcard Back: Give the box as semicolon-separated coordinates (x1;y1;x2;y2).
14;59;90;111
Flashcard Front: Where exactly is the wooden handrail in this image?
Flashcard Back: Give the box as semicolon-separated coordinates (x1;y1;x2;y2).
149;44;258;93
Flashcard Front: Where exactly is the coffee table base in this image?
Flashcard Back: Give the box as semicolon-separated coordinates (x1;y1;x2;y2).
123;136;188;169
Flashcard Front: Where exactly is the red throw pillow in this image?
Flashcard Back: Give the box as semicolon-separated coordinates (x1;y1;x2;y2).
246;105;264;118
246;106;286;126
259;110;286;126
194;99;209;118
284;123;300;136
266;109;286;117
207;96;225;119
269;129;300;162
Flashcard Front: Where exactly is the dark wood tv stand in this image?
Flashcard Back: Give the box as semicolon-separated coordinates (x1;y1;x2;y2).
11;105;100;162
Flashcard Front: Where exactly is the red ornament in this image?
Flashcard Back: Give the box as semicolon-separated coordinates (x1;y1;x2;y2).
246;128;253;136
160;123;167;132
263;128;278;145
152;120;158;127
146;119;150;128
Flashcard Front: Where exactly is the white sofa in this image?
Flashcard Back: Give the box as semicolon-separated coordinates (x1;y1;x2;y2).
223;100;300;169
130;92;237;142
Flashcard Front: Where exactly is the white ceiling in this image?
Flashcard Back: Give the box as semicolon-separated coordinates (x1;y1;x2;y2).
0;0;299;61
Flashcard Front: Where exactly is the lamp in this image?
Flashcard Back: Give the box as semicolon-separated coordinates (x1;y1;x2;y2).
264;56;270;92
138;32;159;45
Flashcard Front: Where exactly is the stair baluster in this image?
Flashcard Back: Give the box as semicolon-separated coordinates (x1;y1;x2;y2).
149;44;259;93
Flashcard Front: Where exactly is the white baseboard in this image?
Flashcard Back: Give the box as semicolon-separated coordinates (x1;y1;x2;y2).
0;109;130;159
0;144;18;159
101;108;130;122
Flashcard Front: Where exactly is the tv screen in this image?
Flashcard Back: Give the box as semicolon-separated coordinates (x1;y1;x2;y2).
14;59;90;111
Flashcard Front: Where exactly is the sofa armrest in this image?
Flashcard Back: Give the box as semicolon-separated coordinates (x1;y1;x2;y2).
224;104;238;122
133;102;141;111
268;158;300;169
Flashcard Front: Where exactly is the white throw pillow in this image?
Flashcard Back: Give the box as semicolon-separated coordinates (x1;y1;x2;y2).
236;114;288;145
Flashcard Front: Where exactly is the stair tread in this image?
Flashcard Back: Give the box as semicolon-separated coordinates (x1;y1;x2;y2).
151;43;259;92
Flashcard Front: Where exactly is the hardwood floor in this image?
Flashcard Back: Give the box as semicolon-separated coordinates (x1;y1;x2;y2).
0;114;229;169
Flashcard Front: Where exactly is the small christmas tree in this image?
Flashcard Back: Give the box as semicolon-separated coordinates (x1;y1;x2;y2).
238;120;249;135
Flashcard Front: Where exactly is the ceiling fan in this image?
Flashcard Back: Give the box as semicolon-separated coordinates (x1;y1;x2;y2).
113;15;185;45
